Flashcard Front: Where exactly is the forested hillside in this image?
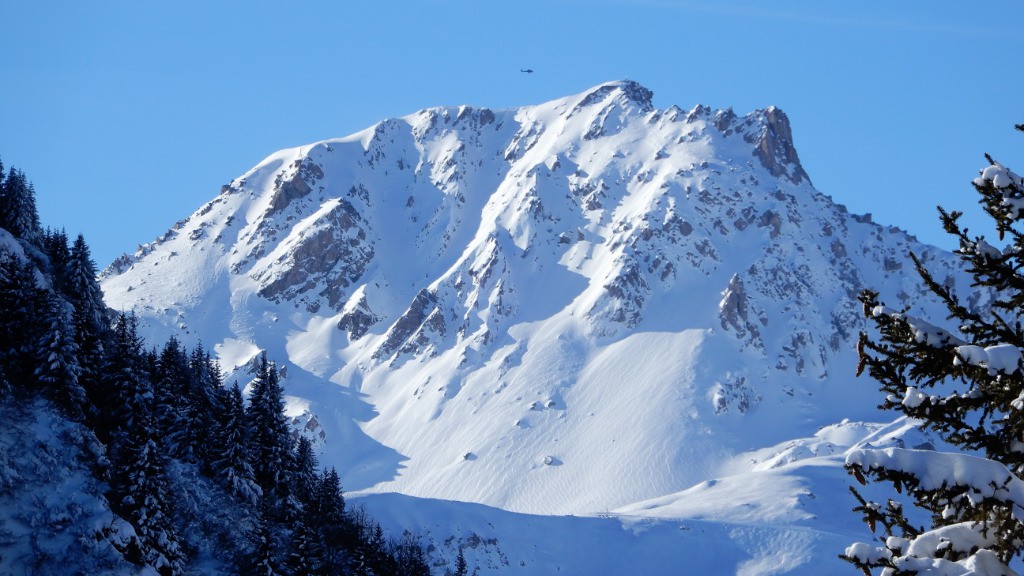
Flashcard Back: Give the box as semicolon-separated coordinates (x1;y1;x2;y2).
0;157;433;575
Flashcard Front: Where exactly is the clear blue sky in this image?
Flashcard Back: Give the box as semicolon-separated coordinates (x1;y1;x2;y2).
1;1;1022;266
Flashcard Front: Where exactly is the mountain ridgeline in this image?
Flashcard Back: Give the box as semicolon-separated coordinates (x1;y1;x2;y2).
90;81;979;573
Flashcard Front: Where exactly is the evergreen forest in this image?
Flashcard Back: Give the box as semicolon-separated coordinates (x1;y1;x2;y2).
0;157;434;575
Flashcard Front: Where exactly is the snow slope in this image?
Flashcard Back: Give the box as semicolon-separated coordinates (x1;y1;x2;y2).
101;81;974;573
0;398;137;575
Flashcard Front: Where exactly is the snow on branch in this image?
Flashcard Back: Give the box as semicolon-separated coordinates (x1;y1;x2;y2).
976;161;1024;220
844;541;891;565
847;448;1024;518
845;528;1015;576
954;344;1023;376
845;529;1013;575
872;306;968;348
959;237;1005;261
976;163;1024;191
844;447;1024;575
902;523;1000;564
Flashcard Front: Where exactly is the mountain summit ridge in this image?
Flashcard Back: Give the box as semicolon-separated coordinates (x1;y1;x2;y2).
101;82;973;572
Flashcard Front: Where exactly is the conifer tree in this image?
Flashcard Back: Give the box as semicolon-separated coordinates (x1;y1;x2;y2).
187;343;224;468
42;228;70;293
453;547;468;576
291;436;320;509
113;362;184;576
65;233;109;415
0;167;40;240
245;504;285;576
0;358;9;395
392;531;431;576
34;292;86;421
154;336;193;460
314;467;351;574
286;437;325;575
65;233;107;328
99;313;150;447
843;125;1024;574
286;516;319;576
246;353;293;507
350;518;394;576
0;256;45;388
316;467;347;527
214;382;262;506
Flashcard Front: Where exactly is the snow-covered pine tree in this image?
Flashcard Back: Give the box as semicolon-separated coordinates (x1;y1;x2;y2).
65;233;109;418
0;255;45;389
286;436;323;575
843;125;1024;575
291;436;319;509
391;530;431;576
65;233;107;330
187;343;225;469
453;546;468;576
99;313;150;448
313;467;351;574
154;336;194;461
246;353;293;509
285;514;319;576
42;228;70;293
214;382;262;506
245;502;285;576
34;291;87;421
113;371;185;576
0;167;40;240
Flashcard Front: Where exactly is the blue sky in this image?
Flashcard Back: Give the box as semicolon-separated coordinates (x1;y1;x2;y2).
1;1;1022;266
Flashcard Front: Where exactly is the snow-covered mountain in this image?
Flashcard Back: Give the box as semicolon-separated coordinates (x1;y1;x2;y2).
101;81;973;573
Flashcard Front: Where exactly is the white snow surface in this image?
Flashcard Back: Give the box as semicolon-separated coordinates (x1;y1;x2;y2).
101;81;979;573
0;399;138;575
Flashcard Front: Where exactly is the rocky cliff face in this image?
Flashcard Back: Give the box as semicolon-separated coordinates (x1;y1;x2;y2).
101;81;971;520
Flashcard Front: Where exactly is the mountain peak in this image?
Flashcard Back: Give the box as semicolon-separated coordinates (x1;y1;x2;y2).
747;105;810;186
572;80;654;113
100;85;972;569
607;79;654;106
